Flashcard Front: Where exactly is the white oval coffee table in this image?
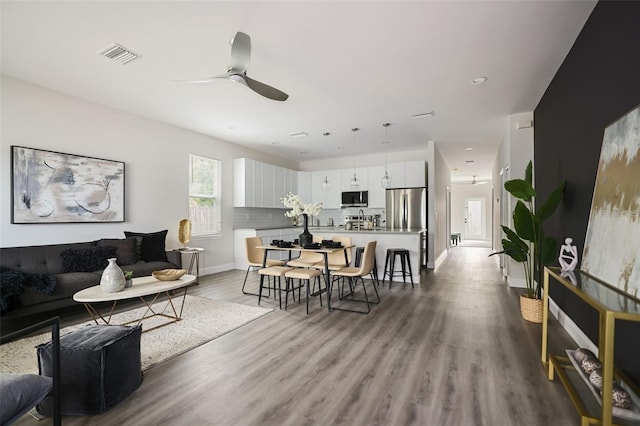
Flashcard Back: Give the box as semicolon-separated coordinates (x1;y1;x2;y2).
73;274;196;332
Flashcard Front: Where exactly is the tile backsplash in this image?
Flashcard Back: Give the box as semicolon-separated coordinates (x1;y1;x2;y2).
234;207;386;229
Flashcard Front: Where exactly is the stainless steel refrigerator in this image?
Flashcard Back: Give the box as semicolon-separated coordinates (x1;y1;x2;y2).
386;187;427;267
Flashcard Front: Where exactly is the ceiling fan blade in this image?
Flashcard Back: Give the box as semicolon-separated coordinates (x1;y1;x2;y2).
229;32;251;73
175;72;230;83
244;75;289;101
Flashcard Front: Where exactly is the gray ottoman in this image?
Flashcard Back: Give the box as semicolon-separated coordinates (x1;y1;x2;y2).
36;324;142;415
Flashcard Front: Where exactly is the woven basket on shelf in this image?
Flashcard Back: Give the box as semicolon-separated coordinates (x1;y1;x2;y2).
520;295;543;323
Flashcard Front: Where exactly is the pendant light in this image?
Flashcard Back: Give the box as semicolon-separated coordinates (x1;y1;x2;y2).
350;127;360;189
381;123;392;188
321;132;331;191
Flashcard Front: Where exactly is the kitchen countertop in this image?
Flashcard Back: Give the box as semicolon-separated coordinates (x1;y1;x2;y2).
234;226;425;234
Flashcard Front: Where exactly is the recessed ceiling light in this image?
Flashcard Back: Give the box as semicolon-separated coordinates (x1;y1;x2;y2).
471;77;488;85
290;132;309;138
464;147;473;151
411;111;434;119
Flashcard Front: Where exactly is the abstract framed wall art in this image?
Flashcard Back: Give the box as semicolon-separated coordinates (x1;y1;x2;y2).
581;105;640;300
11;146;125;223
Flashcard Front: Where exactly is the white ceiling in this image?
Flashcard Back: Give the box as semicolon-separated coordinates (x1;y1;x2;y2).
1;1;596;183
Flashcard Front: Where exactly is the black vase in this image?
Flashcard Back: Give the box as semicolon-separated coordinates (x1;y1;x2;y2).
299;214;313;247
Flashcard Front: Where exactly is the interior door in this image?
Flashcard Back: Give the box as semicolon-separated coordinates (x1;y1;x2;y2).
464;198;486;240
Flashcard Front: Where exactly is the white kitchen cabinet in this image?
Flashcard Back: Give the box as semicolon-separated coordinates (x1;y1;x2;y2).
340;167;368;191
252;161;263;207
234;158;255;207
367;165;386;208
274;166;285;207
262;163;275;208
386;162;406;188
404;161;426;187
284;168;297;201
312;169;340;209
297;171;312;204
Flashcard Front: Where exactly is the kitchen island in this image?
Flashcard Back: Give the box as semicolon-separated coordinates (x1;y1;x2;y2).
234;227;425;284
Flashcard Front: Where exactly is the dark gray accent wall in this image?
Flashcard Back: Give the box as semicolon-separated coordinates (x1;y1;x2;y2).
534;0;640;384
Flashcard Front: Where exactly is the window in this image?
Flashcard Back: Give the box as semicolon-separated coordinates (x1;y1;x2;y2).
189;154;221;235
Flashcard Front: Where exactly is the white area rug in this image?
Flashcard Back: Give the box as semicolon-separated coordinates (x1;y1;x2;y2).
0;295;272;373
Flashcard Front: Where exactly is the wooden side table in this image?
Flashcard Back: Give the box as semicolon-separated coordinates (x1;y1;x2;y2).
176;248;203;284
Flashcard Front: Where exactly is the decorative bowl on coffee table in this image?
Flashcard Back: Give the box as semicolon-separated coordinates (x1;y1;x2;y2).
152;269;187;281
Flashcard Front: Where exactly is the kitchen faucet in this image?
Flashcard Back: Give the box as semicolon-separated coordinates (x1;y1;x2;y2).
358;209;365;231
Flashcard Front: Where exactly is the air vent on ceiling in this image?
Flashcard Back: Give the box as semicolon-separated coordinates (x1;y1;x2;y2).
97;43;140;65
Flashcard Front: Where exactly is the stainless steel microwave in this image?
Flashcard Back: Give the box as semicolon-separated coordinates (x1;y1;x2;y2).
341;191;368;208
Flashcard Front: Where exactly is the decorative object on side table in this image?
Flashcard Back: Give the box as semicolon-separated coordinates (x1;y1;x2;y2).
280;192;322;248
124;271;134;288
100;258;125;293
490;160;566;323
178;218;192;249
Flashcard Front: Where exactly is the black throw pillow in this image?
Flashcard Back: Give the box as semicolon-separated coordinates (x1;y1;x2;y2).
0;267;25;312
123;230;168;262
96;238;138;265
60;246;118;273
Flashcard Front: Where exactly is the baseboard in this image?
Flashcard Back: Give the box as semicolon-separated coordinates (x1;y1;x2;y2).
549;297;598;355
434;249;447;269
201;263;235;276
507;276;527;288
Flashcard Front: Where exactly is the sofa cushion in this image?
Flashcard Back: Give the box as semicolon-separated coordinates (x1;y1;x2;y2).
123;230;168;262
0;373;52;425
96;238;137;266
60;246;118;273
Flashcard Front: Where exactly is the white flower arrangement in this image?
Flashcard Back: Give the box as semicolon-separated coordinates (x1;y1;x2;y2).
280;192;322;217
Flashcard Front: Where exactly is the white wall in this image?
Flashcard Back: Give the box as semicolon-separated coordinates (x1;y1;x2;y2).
432;143;450;265
496;111;534;288
0;76;297;275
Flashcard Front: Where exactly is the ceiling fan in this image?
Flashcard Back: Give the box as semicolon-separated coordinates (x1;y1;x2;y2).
179;31;289;102
458;175;490;185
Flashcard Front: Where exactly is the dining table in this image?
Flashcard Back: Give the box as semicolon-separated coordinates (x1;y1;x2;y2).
255;243;353;312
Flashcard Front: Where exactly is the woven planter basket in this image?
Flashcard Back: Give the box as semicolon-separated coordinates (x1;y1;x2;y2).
520;295;543;323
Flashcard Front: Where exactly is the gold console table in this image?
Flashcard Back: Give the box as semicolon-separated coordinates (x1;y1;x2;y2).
541;267;640;426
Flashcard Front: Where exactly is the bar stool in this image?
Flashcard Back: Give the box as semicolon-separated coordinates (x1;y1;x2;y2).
354;246;379;286
285;268;324;314
258;266;293;309
382;248;414;289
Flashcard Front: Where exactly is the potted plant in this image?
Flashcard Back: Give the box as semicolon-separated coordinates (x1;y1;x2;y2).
124;271;134;288
491;160;565;323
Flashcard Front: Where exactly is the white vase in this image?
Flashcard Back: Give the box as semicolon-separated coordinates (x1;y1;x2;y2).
100;258;125;293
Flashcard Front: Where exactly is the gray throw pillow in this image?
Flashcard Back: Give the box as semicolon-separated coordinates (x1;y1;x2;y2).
0;373;52;424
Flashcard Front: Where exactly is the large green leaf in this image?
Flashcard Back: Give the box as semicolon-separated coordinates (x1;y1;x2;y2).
504;179;535;201
525;160;533;186
513;201;535;241
536;180;566;222
501;225;528;252
502;239;528;262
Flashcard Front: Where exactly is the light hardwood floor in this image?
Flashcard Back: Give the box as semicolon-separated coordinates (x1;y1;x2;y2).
14;245;579;425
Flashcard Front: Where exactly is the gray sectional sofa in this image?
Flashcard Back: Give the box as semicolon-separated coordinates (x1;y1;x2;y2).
0;231;181;319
